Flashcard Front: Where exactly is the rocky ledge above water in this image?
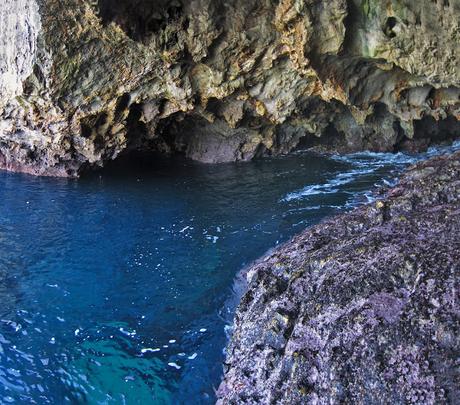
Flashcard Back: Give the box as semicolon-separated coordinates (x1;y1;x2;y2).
1;0;460;176
218;150;460;404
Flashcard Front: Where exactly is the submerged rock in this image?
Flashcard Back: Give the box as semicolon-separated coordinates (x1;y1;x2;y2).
0;0;459;176
218;150;460;404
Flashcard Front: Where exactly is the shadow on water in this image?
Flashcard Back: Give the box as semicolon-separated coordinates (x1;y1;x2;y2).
0;143;458;404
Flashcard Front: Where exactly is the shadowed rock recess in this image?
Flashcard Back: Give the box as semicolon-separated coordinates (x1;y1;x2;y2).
0;0;459;176
218;151;460;404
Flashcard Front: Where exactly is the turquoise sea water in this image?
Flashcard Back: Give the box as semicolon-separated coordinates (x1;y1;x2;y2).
0;146;457;404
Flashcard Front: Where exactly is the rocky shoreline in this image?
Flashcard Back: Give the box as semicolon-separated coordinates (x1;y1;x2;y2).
218;150;460;404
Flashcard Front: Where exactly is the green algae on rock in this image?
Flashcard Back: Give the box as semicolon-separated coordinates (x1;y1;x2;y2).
0;0;459;176
218;150;460;404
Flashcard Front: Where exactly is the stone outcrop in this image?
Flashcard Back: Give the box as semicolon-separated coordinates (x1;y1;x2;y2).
0;0;459;176
218;150;460;404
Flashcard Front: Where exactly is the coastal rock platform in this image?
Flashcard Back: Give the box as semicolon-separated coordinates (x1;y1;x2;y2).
219;150;460;404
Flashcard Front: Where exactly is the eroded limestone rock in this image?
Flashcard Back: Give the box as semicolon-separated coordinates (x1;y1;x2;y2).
0;0;459;176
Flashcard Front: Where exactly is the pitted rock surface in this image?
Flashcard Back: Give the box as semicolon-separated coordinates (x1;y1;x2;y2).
0;0;459;176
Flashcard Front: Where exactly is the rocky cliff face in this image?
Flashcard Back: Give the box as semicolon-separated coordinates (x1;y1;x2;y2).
0;0;459;176
218;150;460;404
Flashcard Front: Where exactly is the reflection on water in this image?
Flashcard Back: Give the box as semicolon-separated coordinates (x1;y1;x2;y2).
0;144;458;404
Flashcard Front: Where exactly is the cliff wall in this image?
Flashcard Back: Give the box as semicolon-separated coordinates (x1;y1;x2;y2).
0;0;459;176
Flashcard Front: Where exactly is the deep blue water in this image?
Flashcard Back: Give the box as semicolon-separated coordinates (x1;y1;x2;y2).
0;146;457;404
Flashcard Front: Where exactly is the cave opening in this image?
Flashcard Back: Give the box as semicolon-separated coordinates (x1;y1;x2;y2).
294;124;346;153
123;103;150;152
96;113;192;177
116;105;191;161
84;99;460;175
97;0;183;42
395;115;460;152
293;113;460;156
383;16;398;38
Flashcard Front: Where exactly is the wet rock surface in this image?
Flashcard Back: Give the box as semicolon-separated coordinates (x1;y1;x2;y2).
218;150;460;404
0;0;459;176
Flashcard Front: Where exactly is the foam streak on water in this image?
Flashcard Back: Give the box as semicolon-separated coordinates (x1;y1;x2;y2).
0;142;459;404
283;141;460;205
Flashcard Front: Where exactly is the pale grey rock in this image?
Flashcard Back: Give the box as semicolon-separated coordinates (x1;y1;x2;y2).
0;0;41;104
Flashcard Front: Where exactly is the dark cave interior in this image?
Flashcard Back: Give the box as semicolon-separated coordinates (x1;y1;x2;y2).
97;0;183;42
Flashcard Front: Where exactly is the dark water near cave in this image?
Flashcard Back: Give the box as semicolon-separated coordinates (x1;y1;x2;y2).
0;143;458;404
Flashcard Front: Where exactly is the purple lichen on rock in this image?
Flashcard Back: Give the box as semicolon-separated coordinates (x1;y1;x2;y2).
218;150;460;404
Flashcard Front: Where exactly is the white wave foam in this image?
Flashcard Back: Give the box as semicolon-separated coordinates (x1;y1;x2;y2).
282;141;460;203
282;168;375;202
331;151;417;166
333;140;460;166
